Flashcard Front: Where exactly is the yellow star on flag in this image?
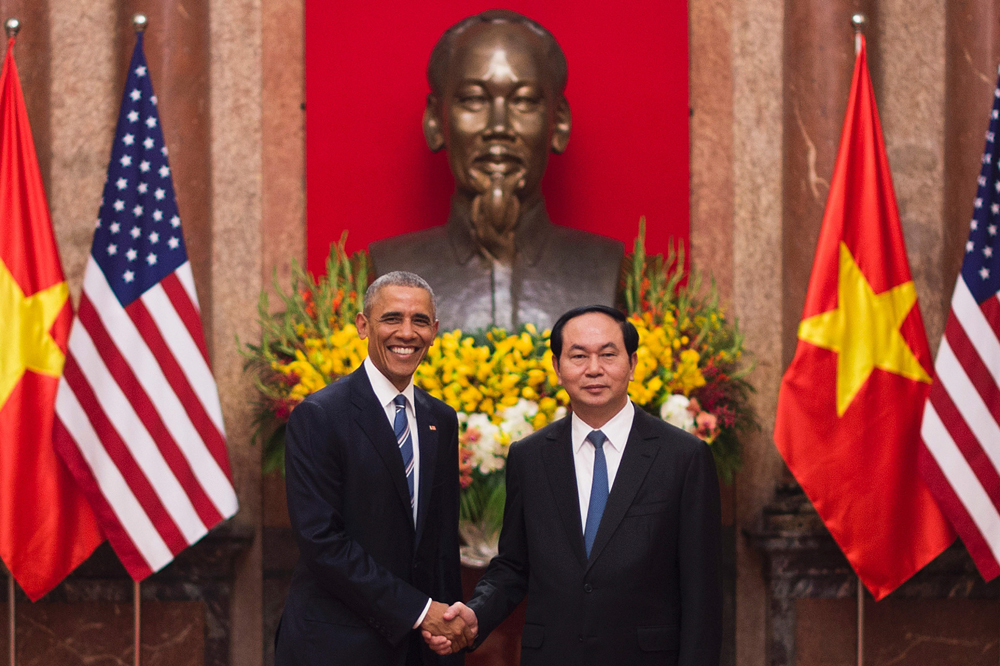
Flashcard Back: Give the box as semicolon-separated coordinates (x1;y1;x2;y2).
798;242;931;416
0;259;69;406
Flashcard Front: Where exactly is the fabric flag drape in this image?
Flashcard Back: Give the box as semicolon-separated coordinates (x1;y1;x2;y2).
0;36;103;601
52;33;238;581
773;35;955;600
919;65;1000;582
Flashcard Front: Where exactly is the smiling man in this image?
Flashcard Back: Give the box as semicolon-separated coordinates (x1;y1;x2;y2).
370;10;623;333
424;305;722;666
275;271;471;666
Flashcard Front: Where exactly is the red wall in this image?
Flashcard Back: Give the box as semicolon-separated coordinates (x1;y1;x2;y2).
305;2;689;272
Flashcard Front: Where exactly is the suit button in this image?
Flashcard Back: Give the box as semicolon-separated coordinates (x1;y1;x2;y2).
578;635;584;643
584;583;593;593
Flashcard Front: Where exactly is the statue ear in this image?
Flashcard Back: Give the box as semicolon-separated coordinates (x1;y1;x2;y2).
551;97;571;154
423;94;445;152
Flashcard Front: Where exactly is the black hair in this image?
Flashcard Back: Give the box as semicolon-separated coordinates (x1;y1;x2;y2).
549;305;639;359
427;9;568;97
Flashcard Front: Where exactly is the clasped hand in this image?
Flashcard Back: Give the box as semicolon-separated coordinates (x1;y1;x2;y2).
420;601;478;655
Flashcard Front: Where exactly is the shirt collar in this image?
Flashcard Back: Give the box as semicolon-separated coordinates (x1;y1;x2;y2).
571;400;635;454
363;356;416;410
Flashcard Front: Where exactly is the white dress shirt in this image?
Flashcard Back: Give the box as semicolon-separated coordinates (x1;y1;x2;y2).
364;357;421;525
362;357;431;627
572;400;635;528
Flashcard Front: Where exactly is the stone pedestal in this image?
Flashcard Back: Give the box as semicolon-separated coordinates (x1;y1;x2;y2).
748;482;1000;666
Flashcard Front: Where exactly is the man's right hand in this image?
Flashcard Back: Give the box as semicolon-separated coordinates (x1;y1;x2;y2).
421;602;479;655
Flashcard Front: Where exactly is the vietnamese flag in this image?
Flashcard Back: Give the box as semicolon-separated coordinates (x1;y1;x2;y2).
774;35;955;600
0;36;103;600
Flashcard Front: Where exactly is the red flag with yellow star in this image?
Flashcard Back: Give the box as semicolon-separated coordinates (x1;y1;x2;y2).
0;36;103;600
774;35;955;600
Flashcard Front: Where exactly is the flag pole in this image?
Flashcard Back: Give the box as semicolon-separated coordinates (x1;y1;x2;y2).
130;13;148;666
850;15;868;665
7;573;13;666
5;13;22;666
133;580;141;666
857;577;864;666
851;12;865;55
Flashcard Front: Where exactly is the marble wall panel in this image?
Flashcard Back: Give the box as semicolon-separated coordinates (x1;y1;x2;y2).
944;1;1000;319
48;0;116;303
0;0;50;191
0;600;204;666
796;598;1000;666
874;0;947;348
781;0;870;370
115;1;214;347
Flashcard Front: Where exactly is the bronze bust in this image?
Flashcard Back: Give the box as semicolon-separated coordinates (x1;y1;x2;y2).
369;10;623;332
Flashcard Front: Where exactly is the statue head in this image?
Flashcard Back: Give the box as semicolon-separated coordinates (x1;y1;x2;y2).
423;10;572;264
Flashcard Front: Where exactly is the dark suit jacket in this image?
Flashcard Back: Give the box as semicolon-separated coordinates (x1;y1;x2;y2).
274;366;464;666
467;407;722;666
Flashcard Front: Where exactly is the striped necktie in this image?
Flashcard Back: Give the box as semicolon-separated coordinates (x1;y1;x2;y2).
393;395;415;510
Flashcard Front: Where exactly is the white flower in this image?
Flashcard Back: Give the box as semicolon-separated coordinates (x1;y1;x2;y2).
498;399;538;443
553;406;567;421
464;414;503;474
501;398;538;422
660;394;695;432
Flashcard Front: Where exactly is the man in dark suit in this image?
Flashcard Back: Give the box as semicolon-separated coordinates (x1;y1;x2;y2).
275;271;471;666
424;305;722;665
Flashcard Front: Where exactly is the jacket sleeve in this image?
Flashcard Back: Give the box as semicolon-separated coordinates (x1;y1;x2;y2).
284;398;429;647
466;441;530;646
435;408;466;666
678;441;723;666
436;409;464;605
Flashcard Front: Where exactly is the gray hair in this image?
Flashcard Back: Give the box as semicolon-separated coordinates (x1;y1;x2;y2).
427;9;568;97
364;271;437;317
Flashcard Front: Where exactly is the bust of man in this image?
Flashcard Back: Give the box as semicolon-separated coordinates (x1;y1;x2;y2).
369;10;623;333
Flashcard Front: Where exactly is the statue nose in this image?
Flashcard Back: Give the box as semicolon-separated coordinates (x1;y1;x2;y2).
487;97;511;135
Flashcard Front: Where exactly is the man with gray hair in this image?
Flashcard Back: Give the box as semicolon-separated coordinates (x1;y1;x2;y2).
275;271;472;665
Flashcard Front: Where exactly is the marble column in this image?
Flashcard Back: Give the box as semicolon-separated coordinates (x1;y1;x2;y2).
690;0;735;306
944;0;1000;319
209;0;264;663
730;0;785;664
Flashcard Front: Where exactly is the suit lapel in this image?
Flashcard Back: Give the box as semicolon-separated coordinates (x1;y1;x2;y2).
542;419;588;568
350;367;413;527
586;408;659;569
414;389;438;546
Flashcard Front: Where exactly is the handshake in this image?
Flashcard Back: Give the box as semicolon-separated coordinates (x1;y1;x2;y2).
419;601;479;655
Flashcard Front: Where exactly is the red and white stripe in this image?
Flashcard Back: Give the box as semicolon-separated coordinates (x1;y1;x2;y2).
920;276;1000;580
53;260;237;580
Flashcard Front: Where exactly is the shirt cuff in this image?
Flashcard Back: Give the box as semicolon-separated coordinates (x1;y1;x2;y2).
413;598;432;629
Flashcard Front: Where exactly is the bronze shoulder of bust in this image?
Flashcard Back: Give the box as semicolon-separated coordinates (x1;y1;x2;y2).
369;9;623;332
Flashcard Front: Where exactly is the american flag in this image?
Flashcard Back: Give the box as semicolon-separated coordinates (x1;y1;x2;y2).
920;65;1000;582
52;33;238;580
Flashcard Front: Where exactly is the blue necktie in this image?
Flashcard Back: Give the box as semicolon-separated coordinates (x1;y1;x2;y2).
393;395;415;511
583;430;608;557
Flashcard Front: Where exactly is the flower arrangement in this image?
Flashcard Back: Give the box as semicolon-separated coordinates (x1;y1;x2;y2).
620;219;755;485
243;222;755;564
